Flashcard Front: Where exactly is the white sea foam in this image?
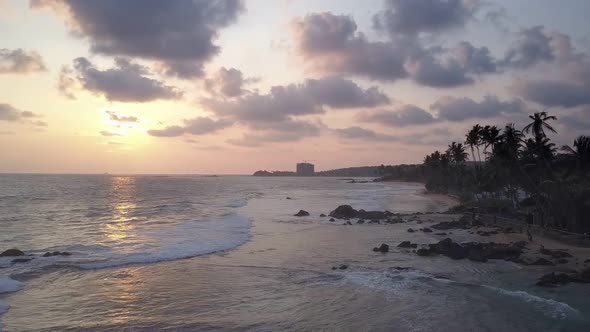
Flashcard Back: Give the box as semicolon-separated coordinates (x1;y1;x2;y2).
483;285;579;319
0;276;23;294
79;213;251;269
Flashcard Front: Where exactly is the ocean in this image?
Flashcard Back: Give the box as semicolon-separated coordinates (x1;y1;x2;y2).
0;175;588;331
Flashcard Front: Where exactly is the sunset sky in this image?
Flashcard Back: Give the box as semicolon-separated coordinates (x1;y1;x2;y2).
1;0;589;174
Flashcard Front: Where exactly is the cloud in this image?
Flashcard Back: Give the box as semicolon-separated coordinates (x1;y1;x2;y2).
292;12;497;86
514;80;590;108
204;67;249;97
0;103;47;128
292;12;409;81
358;95;525;127
148;117;232;137
358;105;436;127
227;119;323;146
511;29;590;108
99;130;121;136
561;108;590;130
432;95;526;121
32;0;245;78
202;76;389;123
105;110;139;123
333;126;397;141
0;103;40;121
62;57;182;102
0;48;46;74
372;0;480;37
501;26;555;68
29;120;48;127
306;76;390;107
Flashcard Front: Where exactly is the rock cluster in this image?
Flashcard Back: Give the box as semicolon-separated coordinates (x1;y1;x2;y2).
329;205;393;220
0;249;25;257
294;210;310;217
372;243;390;253
415;238;525;263
536;268;590;287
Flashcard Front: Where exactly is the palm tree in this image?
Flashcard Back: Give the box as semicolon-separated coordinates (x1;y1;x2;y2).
465;124;482;163
562;135;590;174
480;125;500;158
446;142;468;164
499;123;523;159
523;111;557;140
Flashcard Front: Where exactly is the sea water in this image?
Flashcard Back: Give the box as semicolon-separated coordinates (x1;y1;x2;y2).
0;175;588;331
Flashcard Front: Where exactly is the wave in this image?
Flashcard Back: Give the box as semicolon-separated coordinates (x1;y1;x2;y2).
0;276;24;294
79;213;251;269
337;268;579;321
483;285;579;320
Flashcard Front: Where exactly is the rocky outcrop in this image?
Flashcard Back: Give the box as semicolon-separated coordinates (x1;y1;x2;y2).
536;268;590;287
328;205;393;220
294;210;310;217
329;205;357;219
320;213;326;217
0;249;25;257
397;241;417;249
539;247;572;259
527;258;555;266
42;251;71;257
414;238;524;262
373;243;390;253
431;220;470;230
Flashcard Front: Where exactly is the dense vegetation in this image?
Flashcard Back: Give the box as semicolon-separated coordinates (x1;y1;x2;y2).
378;112;590;233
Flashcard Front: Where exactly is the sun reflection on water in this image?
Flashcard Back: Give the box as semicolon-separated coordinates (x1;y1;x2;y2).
104;176;138;242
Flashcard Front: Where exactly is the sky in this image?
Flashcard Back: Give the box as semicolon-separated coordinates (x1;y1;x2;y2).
0;0;589;174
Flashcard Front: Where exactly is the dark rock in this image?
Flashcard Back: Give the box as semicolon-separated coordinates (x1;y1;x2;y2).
557;259;569;264
407;228;415;233
345;221;352;225
536;272;573;287
338;264;348;270
373;243;390;253
331;266;337;270
320;213;326;217
329;205;357;219
11;258;31;263
416;248;434;256
414;238;523;262
585;259;590;263
368;219;380;224
357;219;365;224
476;230;498;236
434;232;447;236
431;238;467;260
294;210;310;217
329;218;336;222
357;210;393;220
0;249;25;257
422;228;433;233
528;258;555;266
397;241;413;248
286;197;292;200
540;248;573;259
431;220;470;230
467;249;488;263
411;243;418;248
42;251;71;257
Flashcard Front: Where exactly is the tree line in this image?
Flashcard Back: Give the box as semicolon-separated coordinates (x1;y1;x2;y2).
378;112;590;233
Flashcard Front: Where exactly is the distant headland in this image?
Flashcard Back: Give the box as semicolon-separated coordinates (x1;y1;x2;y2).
253;163;380;177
